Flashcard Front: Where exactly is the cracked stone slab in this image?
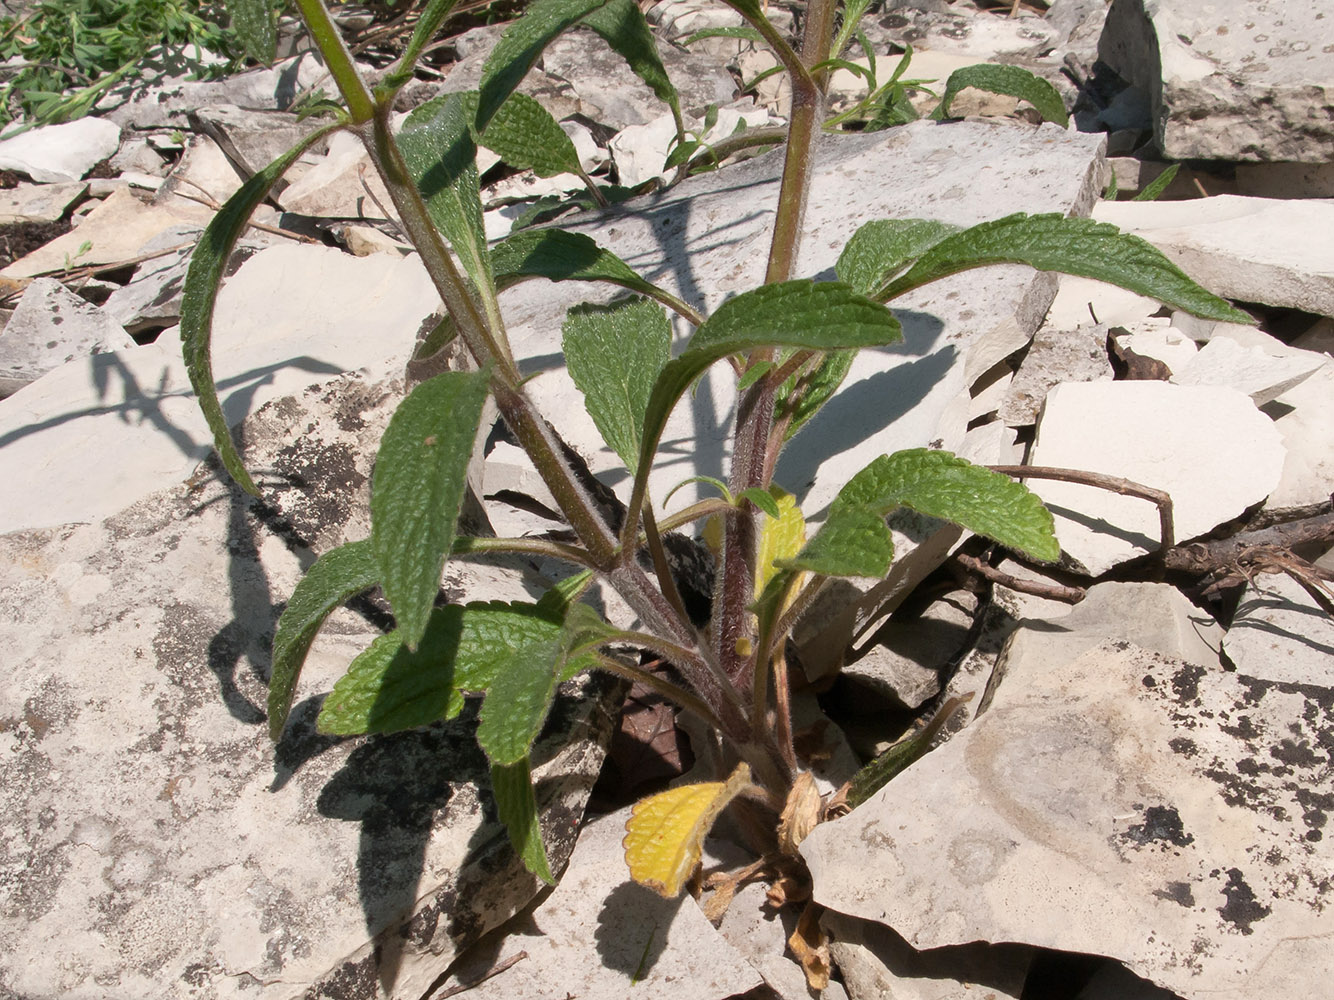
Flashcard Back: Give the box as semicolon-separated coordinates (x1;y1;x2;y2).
0;117;121;183
1098;0;1334;161
1223;569;1334;686
0;180;86;225
443;809;763;1000
1094;196;1334;317
802;636;1334;1000
0;374;616;999
0;244;440;535
1171;334;1327;405
1026;381;1286;576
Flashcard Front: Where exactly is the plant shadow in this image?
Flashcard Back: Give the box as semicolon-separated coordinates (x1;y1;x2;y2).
593;881;679;979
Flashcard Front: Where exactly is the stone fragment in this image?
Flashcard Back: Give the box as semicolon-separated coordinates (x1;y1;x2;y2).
340;224;412;257
1000;324;1111;426
1171;335;1326;405
539;29;737;130
442;810;763;1000
278;129;394;220
1094;195;1334;316
608;105;774;187
0;278;135;397
0;374;616;998
102;52;329;129
1261;365;1334;509
1027;382;1286;575
822;911;1031;1000
1111;323;1198;377
1043;273;1164;330
0;188;212;279
0;180;86;225
716;881;850;1000
190;105;330;174
802;636;1334;1000
1098;0;1334;162
1223;569;1334;686
0;244;439;533
0;116;121;183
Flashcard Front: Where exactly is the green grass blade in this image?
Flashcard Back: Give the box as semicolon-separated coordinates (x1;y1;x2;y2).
380;0;461;95
1133;163;1180;201
371;370;492;649
563;297;671;473
930;63;1068;126
881;212;1252;323
268;539;378;740
180;122;343;496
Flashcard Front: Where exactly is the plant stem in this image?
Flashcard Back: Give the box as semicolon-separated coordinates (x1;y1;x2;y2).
292;0;375;123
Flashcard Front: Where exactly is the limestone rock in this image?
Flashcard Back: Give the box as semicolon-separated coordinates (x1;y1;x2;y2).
441;809;763;999
0;117;121;183
0;244;439;534
1171;335;1326;405
1094;196;1334;316
1111;324;1198;377
716;880;850;1000
0;277;135;397
1000;324;1112;427
1263;365;1334;508
802;636;1334;1000
0;374;618;998
278;129;394;220
1223;569;1334;687
0;181;86;225
1099;0;1334;161
0;188;212;280
1027;381;1286;576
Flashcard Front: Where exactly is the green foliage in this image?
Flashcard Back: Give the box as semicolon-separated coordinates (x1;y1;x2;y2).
178;0;1252;892
0;0;255;126
930;63;1069;127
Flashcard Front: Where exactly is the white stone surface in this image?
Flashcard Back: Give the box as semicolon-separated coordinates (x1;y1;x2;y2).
279;129;394;220
1094;196;1334;316
444;809;762;1000
716;880;850;1000
1224;569;1334;686
0;375;613;999
1111;325;1198;374
1027;381;1286;575
1043;273;1163;330
1098;0;1334;161
0;244;440;533
803;638;1334;1000
1172;334;1326;405
0;116;121;183
1263;364;1334;508
608;105;775;187
0;180;86;224
1000;324;1112;427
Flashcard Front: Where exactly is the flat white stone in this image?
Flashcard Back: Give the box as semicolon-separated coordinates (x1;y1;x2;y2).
278;129;394;220
0;117;121;183
1111;325;1198;374
716;880;850;1000
0;180;86;224
1172;334;1326;405
0;375;613;998
0;245;439;533
1099;0;1334;161
802;637;1334;1000
1264;365;1334;508
0;278;135;396
1027;381;1286;575
443;809;763;1000
1224;568;1334;686
1043;273;1164;330
1094;196;1334;316
0;188;212;279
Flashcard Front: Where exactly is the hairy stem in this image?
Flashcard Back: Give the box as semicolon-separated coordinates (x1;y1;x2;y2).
293;0;375;123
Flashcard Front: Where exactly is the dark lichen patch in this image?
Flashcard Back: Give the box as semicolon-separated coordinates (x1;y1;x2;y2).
1272;737;1323;769
1295;788;1334;842
1170;737;1198;757
1221;714;1261;741
1154;880;1196;907
1124;805;1195;850
1171;663;1206;704
1218;867;1271;934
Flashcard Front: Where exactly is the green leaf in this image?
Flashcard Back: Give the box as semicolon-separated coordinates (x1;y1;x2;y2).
779;505;895;577
833;448;1059;562
317;598;601;736
930;63;1068;127
628;281;901;530
1133;163;1180;201
268;539;379;741
881;213;1252;323
492;228;650;293
738;486;782;519
563;297;670;473
318;609;469;736
399;92;492;294
229;0;276;64
381;0;461;95
776;347;857;439
835;219;962;296
472;91;583;178
491;758;555;883
832;0;875;59
477;0;607;130
579;0;680;123
371;370;492;649
180;122;342;496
